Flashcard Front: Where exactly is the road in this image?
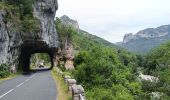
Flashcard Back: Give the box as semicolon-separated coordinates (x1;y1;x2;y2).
0;70;57;100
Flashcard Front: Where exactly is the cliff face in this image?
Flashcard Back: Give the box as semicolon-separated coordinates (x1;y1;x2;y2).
33;0;59;47
118;25;170;53
0;10;22;69
0;0;59;71
60;15;79;32
123;25;170;43
57;15;78;70
123;33;134;43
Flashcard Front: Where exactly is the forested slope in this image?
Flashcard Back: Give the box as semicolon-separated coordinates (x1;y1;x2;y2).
55;16;170;99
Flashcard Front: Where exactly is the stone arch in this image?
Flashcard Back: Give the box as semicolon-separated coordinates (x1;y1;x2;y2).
18;40;57;72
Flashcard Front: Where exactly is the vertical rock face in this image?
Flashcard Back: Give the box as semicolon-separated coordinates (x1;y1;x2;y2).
0;0;59;71
123;33;134;43
64;44;74;70
0;10;22;68
33;0;59;48
58;15;78;70
0;10;9;64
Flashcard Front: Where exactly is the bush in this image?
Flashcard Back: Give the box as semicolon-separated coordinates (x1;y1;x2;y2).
74;47;118;88
0;64;10;78
86;87;114;100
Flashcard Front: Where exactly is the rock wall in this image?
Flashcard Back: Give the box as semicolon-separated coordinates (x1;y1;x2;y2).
33;0;59;48
64;40;74;70
0;10;22;71
0;0;59;71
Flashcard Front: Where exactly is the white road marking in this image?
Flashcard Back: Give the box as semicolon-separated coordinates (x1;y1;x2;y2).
25;79;29;82
0;89;14;99
16;82;25;88
0;73;36;98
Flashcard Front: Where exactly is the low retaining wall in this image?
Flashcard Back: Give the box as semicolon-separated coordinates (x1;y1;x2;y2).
54;67;86;100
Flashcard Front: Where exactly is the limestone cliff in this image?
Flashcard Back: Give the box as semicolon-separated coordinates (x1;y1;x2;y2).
33;0;59;47
123;25;170;43
57;15;77;70
118;25;170;53
0;0;59;72
0;9;22;71
123;33;134;43
60;15;79;32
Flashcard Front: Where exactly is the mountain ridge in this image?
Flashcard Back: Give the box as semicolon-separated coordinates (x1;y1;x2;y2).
59;15;119;49
117;25;170;53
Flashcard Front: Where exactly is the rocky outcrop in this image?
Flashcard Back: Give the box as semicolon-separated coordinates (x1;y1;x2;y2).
64;44;74;70
0;0;59;72
123;25;170;43
33;0;59;48
60;15;79;32
0;9;22;70
57;15;77;70
118;25;170;53
123;33;134;43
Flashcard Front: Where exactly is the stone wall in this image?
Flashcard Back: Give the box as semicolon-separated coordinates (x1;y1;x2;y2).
55;67;86;100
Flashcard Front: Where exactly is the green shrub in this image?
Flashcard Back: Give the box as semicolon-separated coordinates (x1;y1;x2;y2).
21;16;40;33
86;88;114;100
0;64;10;78
74;47;118;88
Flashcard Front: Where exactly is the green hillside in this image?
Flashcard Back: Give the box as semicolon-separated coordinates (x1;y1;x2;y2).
119;36;170;54
139;41;170;99
79;30;119;49
55;17;170;99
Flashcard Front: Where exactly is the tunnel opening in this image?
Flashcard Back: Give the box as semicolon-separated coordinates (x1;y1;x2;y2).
19;40;57;72
30;53;52;71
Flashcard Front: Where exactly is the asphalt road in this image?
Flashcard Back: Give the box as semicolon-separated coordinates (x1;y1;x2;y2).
0;70;56;100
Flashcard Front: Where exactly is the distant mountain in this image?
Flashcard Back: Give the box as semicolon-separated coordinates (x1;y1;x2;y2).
59;15;119;50
117;25;170;53
60;15;79;31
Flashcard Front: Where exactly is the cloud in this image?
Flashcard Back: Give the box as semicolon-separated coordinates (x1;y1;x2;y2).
56;0;170;43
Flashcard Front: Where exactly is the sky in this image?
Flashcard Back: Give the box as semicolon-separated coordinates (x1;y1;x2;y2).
56;0;170;43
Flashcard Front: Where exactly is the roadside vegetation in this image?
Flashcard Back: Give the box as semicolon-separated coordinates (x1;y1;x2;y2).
140;41;170;99
51;68;72;100
0;64;10;78
0;64;21;82
55;17;170;99
0;1;169;99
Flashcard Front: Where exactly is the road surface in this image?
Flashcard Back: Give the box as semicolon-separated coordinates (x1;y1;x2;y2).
0;70;56;100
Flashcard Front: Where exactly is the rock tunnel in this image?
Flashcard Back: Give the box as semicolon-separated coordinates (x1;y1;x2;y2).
0;0;59;72
19;40;57;72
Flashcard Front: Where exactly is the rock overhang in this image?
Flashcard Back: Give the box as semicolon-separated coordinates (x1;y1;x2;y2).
0;0;59;72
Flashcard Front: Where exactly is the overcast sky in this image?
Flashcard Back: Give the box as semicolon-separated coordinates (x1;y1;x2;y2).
56;0;170;43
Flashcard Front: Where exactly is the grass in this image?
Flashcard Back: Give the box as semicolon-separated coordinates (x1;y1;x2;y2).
51;68;72;100
0;72;21;83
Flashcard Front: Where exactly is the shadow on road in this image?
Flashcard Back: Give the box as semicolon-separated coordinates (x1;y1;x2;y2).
22;68;51;76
